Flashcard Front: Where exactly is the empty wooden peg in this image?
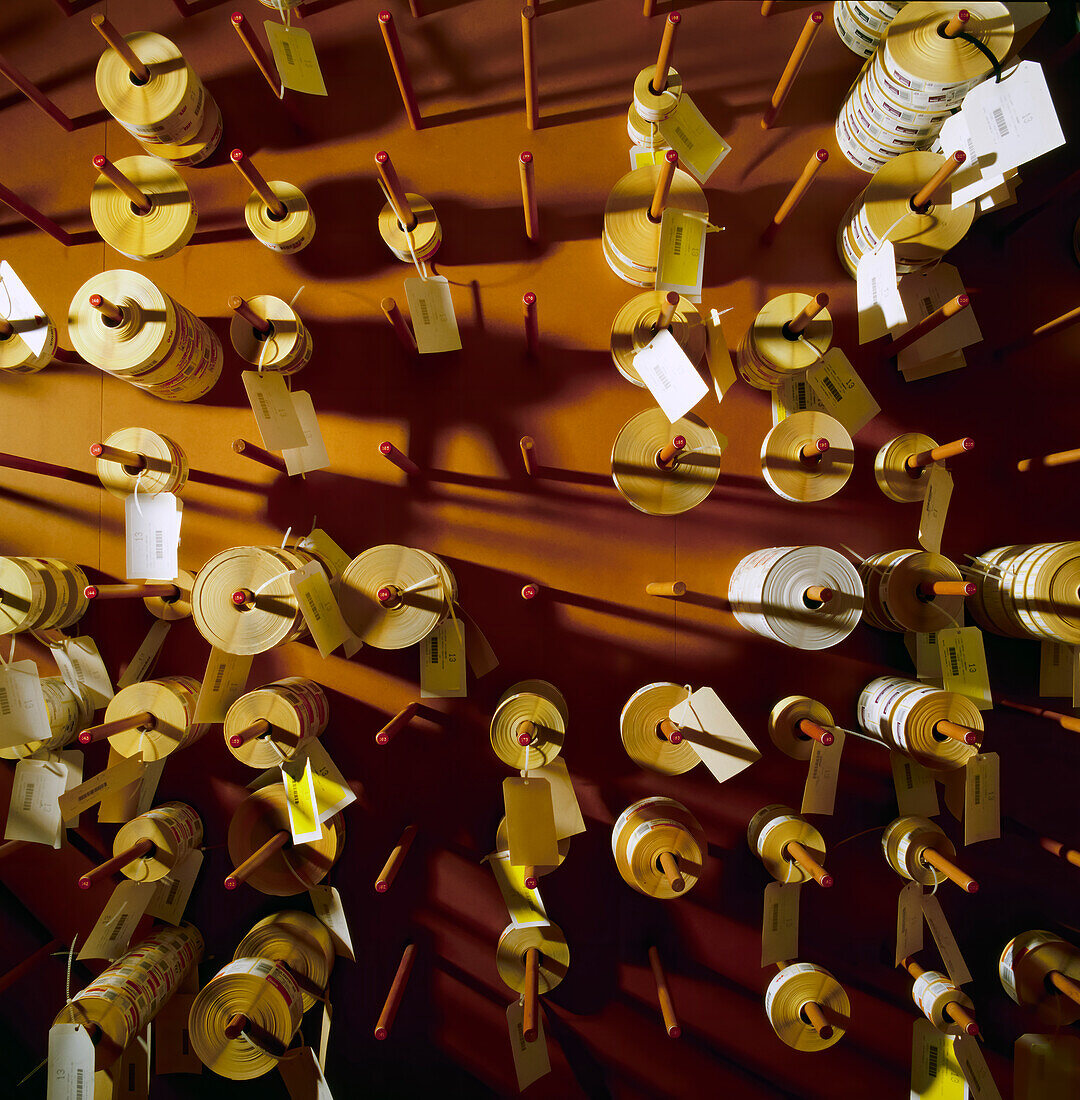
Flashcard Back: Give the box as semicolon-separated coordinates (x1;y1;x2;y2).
381;297;417;353
379;441;421;477
917;580;977;598
657;719;683;744
224;829;291;890
229;718;271;749
803;585;833;606
646;581;686;598
376;825;417;892
765;149;828;239
233;439;287;472
648;946;681;1038
1049;970;1080;1009
520;436;535;476
0;52;74;130
940;9;970;38
0;181;75;246
1017;446;1080;472
91;14;150;84
643;0;658;16
784;840;833;887
784;293;828;337
85;582;179;601
519;152;539;241
1037;834;1080;868
375;151;417;232
656;435;687;468
230;12;282;97
761;1;776;14
933;719;981;746
378;11;421;130
523;292;540;355
375;943;416;1039
999;699;1080;734
656;291;680;332
651;12;680;94
659;850;685;892
886;295;970;357
799;439;830;464
78;838;155;889
906;437;975;472
521;583;540;600
762;11;823;129
1000;305;1080;356
93;155;152;214
79;711;156;745
649;150;679;223
920;845;978;892
230;296;273;335
408;0;424;15
523;946;541;1042
911;151;966;212
0;451;89;484
802;998;833;1040
521;6;539;130
796;718;834;746
376;702;420;746
230;150;287;219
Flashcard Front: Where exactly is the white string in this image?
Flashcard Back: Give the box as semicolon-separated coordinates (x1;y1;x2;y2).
374;178;428;280
132;467;146;516
399;573;440;597
289;285;305;307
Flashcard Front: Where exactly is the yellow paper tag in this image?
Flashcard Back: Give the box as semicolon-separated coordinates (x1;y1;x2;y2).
919;464;954;555
303;740;356;822
1038;641;1074;697
656;208;706;301
805;347;881;434
668;687;761;786
289;560;351;658
154;993;201;1075
506;1000;551;1091
420;620;466;698
896;881;925;965
630;146;668;170
503;777;559;866
485;850;548;927
309;885;355;960
771;373;824;425
760;881;799;967
117;619;171;689
953;1035;1003;1099
704;308;737;403
529;758;585;839
911;1019;969;1099
116;1025;150;1100
297;528;352;579
801;729;844;816
656;93;732;183
938;627;993;710
964;752;1000;845
59;753;146;822
283;755;323;843
891;751;940;818
265;23;327;96
193;648;252;723
921;894;971;986
277;1045;334;1100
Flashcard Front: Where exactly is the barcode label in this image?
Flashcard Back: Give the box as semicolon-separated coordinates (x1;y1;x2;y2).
419;300;430;325
256;393;271;420
429;634;439;663
920;296;934;317
821;376;842;402
972;774;981;805
282;40;294;66
651;363;672;391
22;782;34;812
303;593;321;621
212;662;225;692
75;1068;85;1100
0;686;9;716
946;648;960;677
992;107;1008;137
770;904;778;933
154;529;164;561
927;1042;939;1078
672;225;683;255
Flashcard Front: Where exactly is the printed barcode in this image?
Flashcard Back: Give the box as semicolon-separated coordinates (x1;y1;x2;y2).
419;300;430;325
920;296;934;317
154;529;164;561
75;1068;85;1100
674;125;692;149
770;905;778;933
282;40;295;66
652;363;672;390
947;649;960;677
429;634;439;663
304;593;322;621
107;913;130;942
22;782;34;812
973;774;981;804
927;1042;939;1078
212;662;225;692
794;382;808;408
0;686;9;716
902;763;912;788
821;376;842;402
256;394;271;420
672;225;683;256
992;107;1008;137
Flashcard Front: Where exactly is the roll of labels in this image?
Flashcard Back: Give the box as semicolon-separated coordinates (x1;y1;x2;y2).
79;676;208;761
610;290;705;388
999;930;1080;1026
612;796;706;899
882;814;979;892
229;294;313;375
0;555;88;635
225;677;329;769
902;955;980;1035
874;432;974;503
768;695;840;761
375;151;442;266
761;411;854;503
765;962;850;1052
859;548;975;633
92;427;189;498
626;30;683;156
749;804;834;888
737;292;832;391
620;682;701;776
234;910;335;1013
0;675;89;760
490;679;567;771
496;919;570;1044
231;149;315;254
834;0;906;59
0;307;57;374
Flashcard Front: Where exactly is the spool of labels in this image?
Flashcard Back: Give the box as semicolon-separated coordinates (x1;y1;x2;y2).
90;156;197;261
113;801;203;883
858;675;980;769
378;194;442;264
612;796;706;899
882;814;956;886
0;315;57;374
95;427;188;499
68;270;223;402
610;291;705;387
627;104;670;151
602;164;707;288
224;677;329;768
912;969;974;1034
245;182;315;254
59;923;203;1070
761;412;854;503
227;785;344;896
104;676;207;761
728;546;864;650
611;408;722;516
234;911;335;1013
834;1;907;58
619;682;698;775
229;296;312;375
632;65;682;123
496;816;569;875
859;549;967;632
769;695;836;761
188;957;303;1080
1000;931;1080;1024
874;433;944;502
737;294;833;391
490;679;567;770
0;556;88;634
337;545;456;650
496;922;570;996
837;151;977;278
150;95;223;167
765;963;849;1051
748;804;827;885
0;676;85;760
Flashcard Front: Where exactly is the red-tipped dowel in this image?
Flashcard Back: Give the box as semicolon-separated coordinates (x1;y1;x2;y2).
762;11;823;129
79;711;156;745
380;441;421;476
78;838;154;889
378;11;421;129
375;943;416;1039
376;825;417;892
376;702;420;746
224;830;290;890
785;840;832;887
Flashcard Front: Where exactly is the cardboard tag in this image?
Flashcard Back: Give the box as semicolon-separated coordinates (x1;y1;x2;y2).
911;1019;968;1099
704;308;737;403
459;605;498;678
278;1046;334;1100
964;752;1000;846
921;894;972;986
629;146;668;170
116;1025;150;1100
265;22;327;96
801;729;844;816
283;754;324;844
309;885;354;961
96;747;149;824
319;1003;331;1072
420;619;466;698
154;992;201;1075
761;881;800;967
668;686;761;785
506;1000;551;1091
0;659;51;748
78;879;155;960
63;637;114;708
47;1022;96;1100
242;369;308;451
771;373;825;425
0;261;50;357
939;112;1010;207
805;348;880;434
289;561;350;657
282;391;331;476
192;648;252;723
1074;651;1080;709
301;739;356;822
485;850;548;928
503;777;559;867
943;767;966;822
953;1035;1002;1100
59;753;146;822
857;240;905;342
909;631;945;686
117;620;171;690
655;208;707;302
297;529;352;580
891;752;940;818
1014;1034;1080;1100
895;265;984;370
404;276;461;354
125;492;180;582
5;756;68;846
530;758;585;839
918;465;953;555
896;881;925;965
656;93;732;183
632;327;709;424
938;628;993;710
1038;641;1074;697
145;849;203;925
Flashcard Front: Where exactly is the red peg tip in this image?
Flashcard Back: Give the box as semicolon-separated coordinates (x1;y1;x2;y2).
963;581;977;596
815;438;830;453
668;729;683;744
224;877;239;890
378;587;394;605
523;292;536;305
229;735;244;748
78;877;92;889
816;149;829;163
231;12;244;24
378;10;392;22
811;10;823;22
668;1025;682;1039
958;9;969;21
524;874;538;889
230;149;244;162
375;150;389;164
376;881;389;893
819;874;834;888
379;441;393;455
89;295;103;307
232;590;249;606
966;880;979;893
961;436;975;450
375;1026;388;1040
668;12;681;24
665;149;678;163
520;151;532;163
820;730;835;746
957;294;970;308
966;1022;980;1036
92;154;106;168
672;436;687;450
89;443;104;457
953;150;967;163
84;585;99;599
521;584;538;600
78;730;93;744
964;730;980;745
375;733;389;745
518;732;533;746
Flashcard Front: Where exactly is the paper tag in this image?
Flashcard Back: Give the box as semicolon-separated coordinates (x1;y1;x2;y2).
668;686;761;786
938;628;992;710
133;759;165;819
891;752;940;818
921;894;972;986
154;992;200;1075
506;1000;551;1091
283;754;324;844
801;729;844;816
704;308;737;403
772;373;825;425
953;1035;1002;1100
242;369;308;451
1038;641;1074;697
656;93;732;183
900;349;968;384
918;465;953;555
145;849;203;925
1074;652;1080;709
116;620;171;690
297;529;352;580
1014;1034;1080;1100
63;637;114;708
301;739;356;823
485;850;548;928
404;276;461;354
910;631;944;686
5;756;68;846
116;1025;150;1100
964;752;1000;846
630;146;668;170
289;561;350;657
0;261;50;357
857;241;905;342
282;391;331;476
911;1019;969;1099
895;265;983;370
530;758;585;839
943;767;965;822
192;648;252;723
655;208;707;303
125;492;180;582
459;606;498;678
805;348;880;434
47;1022;96;1100
0;659;51;748
309;885;354;961
420;619;466;698
59;754;146;823
278;1046;334;1100
265;22;327;96
319;1004;331;1073
78;879;155;960
631;328;709;424
503;777;559;867
761;881;800;967
96;747;148;824
940;112;1009;207
896;881;925;965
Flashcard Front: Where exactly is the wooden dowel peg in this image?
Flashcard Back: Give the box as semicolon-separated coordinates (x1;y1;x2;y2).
911;151;966;212
0;317;12;337
761;1;776;15
0;181;74;246
656;435;687;468
408;0;424;15
643;0;657;17
520;436;535;476
1018;446;1080;472
229;718;271;749
1038;835;1080;868
521;6;539;130
89;294;123;325
91;14;150;84
799;439;829;464
224;829;290;890
766;149;828;238
230;12;282;98
376;825;417;892
223;1013;248;1040
379;441;421;477
380;297;417;353
945;1000;981;1036
900;955;925;980
650;12;680;94
656;291;680;332
802;999;833;1040
803;586;833;606
79;711;156;745
920;845;978;892
232;588;256;610
523;866;539;889
761;11;823;129
523;292;539;355
519;152;539;241
376;702;420;746
887;295;970;357
906;437;975;471
375;943;416;1039
917;580;977;598
521;583;540;600
999;699;1080;734
229;296;273;335
374;151;417;232
0;451;88;483
941;9;970;38
0;52;74;131
224;1012;286;1056
933;719;981;746
1048;970;1080;1008
657;718;683;744
785;293;829;337
0;840;27;861
378;11;422;130
658;850;684;892
522;946;541;1042
646;581;686;598
999;305;1080;357
517;720;537;747
796;718;834;746
377;586;402;608
85;582;179;601
230;149;287;219
233;439;287;472
78;838;154;889
648;946;681;1038
89;442;146;470
784;840;833;887
649;150;679;223
92;155;152;214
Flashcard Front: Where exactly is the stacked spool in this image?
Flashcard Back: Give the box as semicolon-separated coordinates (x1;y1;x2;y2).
188;958;303;1080
377;196;441;266
835;3;1013;172
911;968;975;1034
834;0;906;58
99;676;208;761
859;549;968;633
229;296;312;375
999;931;1080;1025
626;51;682;157
882;815;969;888
858;675;981;770
68;270;223;402
105;801;203;883
0;313;57;375
0;555;88;635
769;695;838;761
94;428;188;498
765;963;849;1051
496;921;570;1006
489;680;566;769
874;432;960;502
225;678;329;768
748;804;830;886
761;412;854;503
58;923;203;1070
234;911;335;1013
94;29;222;166
619;682;699;776
0;676;88;760
837;150;976;277
737;293;833;391
612;796;706;899
337;545;456;650
243;183;316;255
727;546;864;650
968;543;1080;645
610;291;706;387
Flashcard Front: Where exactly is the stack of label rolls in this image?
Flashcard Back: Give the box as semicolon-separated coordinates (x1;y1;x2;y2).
489;679;566;769
859;549;968;633
765;963;849;1051
94;427;188;498
626;51;681;156
233;911;335;1012
609;291;705;387
737;293;833;391
0;555;88;634
612;796;706;898
229;296;312;375
1000;930;1080;1024
101;676;207;761
0;676;88;760
224;678;329;768
834;0;906;59
0;313;57;374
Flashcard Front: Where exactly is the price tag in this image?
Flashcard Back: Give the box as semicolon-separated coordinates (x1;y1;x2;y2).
289;561;350;657
801;729;844;816
116;620;171;690
283;753;323;844
0;659;51;749
891;752;940;818
921;893;971;986
0;260;50;357
655;208;707;302
265;22;327;96
761;881;800;967
895;264;983;369
62;637;114;708
805;348;880;434
656;93;732;183
896;881;924;965
704;308;737;403
59;753;146;823
125;492;180;582
146;849;203;925
1014;1034;1080;1100
78;878;155;960
302;739;356;823
485;850;548;928
420;620;466;698
282;391;331;475
771;373;824;425
47;1022;96;1100
918;464;953;555
5;756;68;846
192;648;252;723
530;758;585;839
857;240;905;342
296;529;352;579
938;627;993;710
309;885;354;960
506;1000;551;1091
953;1035;1003;1099
1038;641;1074;697
668;686;761;785
503;777;559;867
910;1019;968;1100
964;752;1000;846
242;369;307;451
632;327;709;424
404;276;461;354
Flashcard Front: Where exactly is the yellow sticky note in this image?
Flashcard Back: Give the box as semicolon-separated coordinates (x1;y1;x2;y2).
503;777;559;866
265;23;327;96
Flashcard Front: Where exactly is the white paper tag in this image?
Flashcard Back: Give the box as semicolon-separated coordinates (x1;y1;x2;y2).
309;885;355;960
117;620;172;690
964;752;1000;846
668;686;761;785
896;880;924;965
5;756;68;846
288;561;350;657
145;849;203;925
891;752;940;818
278;1044;335;1100
705;308;737;403
805;347;880;434
301;739;356;823
921;893;972;986
632;328;709;424
857;240;905;342
192;648;252;723
801;729;844;816
265;22;327;96
895;265;983;370
420;619;466;698
242;369;308;451
918;465;953;555
899;348;968;384
125;492;180;582
953;1035;1003;1100
63;637;114;708
908;631;945;687
772;373;824;425
0;660;51;748
655;208;707;302
282;391;331;476
506;1001;551;1091
1038;641;1074;697
296;529;352;580
761;881;800;967
404;276;461;354
60;753;146;823
656;93;732;183
0;260;50;357
47;1022;96;1100
940;112;1009;208
938;627;993;710
78;879;155;960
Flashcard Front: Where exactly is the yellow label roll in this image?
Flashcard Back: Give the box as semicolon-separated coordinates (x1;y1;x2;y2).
859;549;968;633
34;557;90;630
834;0;907;59
94;427;188;499
874;433;943;503
490;679;567;770
768;695;837;761
377;193;442;264
1000;931;1080;1025
0;676;85;760
761;411;854;503
102;675;207;761
113;800;203;883
911;968;976;1034
224;677;329;769
748;804;830;886
612;796;706;898
632;64;682;123
0;556;87;634
149;95;223;167
882;814;970;888
627;104;670;151
234;911;335;1013
229;294;313;375
610;291;706;387
496;921;570;996
737;293;833;391
0;314;56;374
244;180;315;254
619;682;699;776
765;963;849;1051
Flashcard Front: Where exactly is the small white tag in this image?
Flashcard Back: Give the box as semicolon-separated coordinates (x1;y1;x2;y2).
656;93;732;183
857;241;905;343
761;881;800;967
506;1001;551;1091
145;849;203;925
895;265;983;369
896;881;924;965
0;260;50;357
78;878;155;960
918;465;953;555
0;660;51;749
63;637;114;708
939;112;1009;208
705;308;737;403
125;492;180;582
964;752;1000;846
632;328;709;424
117;620;172;690
921;893;972;986
288;560;351;658
5;756;68;846
265;22;327;96
891;752;940;818
282;391;331;475
1038;641;1074;697
953;1034;1003;1099
801;729;844;816
655;208;707;302
296;529;352;579
278;1045;335;1100
310;885;355;960
47;1022;96;1100
301;739;356;823
805;347;880;434
404;276;461;354
668;686;761;785
242;369;308;451
420;620;467;698
938;627;993;710
192;648;252;723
